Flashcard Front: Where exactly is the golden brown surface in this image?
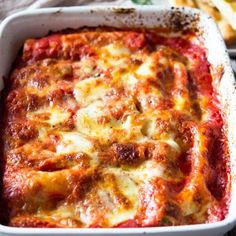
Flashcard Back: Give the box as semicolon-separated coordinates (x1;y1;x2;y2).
1;28;230;228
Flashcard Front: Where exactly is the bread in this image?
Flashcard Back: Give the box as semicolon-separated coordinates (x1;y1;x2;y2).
171;0;236;45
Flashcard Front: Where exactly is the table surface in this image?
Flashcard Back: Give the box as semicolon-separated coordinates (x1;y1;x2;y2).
0;0;236;235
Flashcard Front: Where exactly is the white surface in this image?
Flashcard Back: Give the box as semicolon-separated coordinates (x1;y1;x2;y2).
0;0;172;22
0;5;236;236
27;0;65;9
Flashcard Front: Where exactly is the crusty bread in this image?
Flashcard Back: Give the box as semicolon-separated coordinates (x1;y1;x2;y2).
171;0;197;8
171;0;236;45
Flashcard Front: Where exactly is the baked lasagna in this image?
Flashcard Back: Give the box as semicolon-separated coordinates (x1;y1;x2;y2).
1;28;230;227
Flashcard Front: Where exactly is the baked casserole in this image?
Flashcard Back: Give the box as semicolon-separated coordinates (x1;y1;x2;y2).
1;27;230;227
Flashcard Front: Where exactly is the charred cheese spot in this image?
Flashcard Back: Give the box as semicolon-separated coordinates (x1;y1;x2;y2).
99;143;148;166
115;143;141;164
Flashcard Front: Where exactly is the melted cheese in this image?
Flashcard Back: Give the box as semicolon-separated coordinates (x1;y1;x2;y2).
136;57;154;77
102;43;130;56
101;159;165;225
28;106;71;126
75;101;118;142
74;78;109;107
56;132;93;155
107;160;164;183
3;28;227;228
97;43;131;71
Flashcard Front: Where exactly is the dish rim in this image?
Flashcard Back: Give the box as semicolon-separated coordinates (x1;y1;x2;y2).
0;6;235;235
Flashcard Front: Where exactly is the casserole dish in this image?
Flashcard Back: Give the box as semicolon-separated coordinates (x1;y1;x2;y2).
0;5;236;236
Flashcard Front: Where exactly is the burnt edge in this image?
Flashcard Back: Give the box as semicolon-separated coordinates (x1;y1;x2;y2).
49;7;202;35
111;7;136;14
167;7;201;34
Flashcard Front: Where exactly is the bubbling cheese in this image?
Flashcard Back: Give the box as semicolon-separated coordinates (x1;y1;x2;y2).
56;132;93;155
3;28;227;228
27;106;71;126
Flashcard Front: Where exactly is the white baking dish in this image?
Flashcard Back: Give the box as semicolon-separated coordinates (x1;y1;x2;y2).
0;6;236;236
